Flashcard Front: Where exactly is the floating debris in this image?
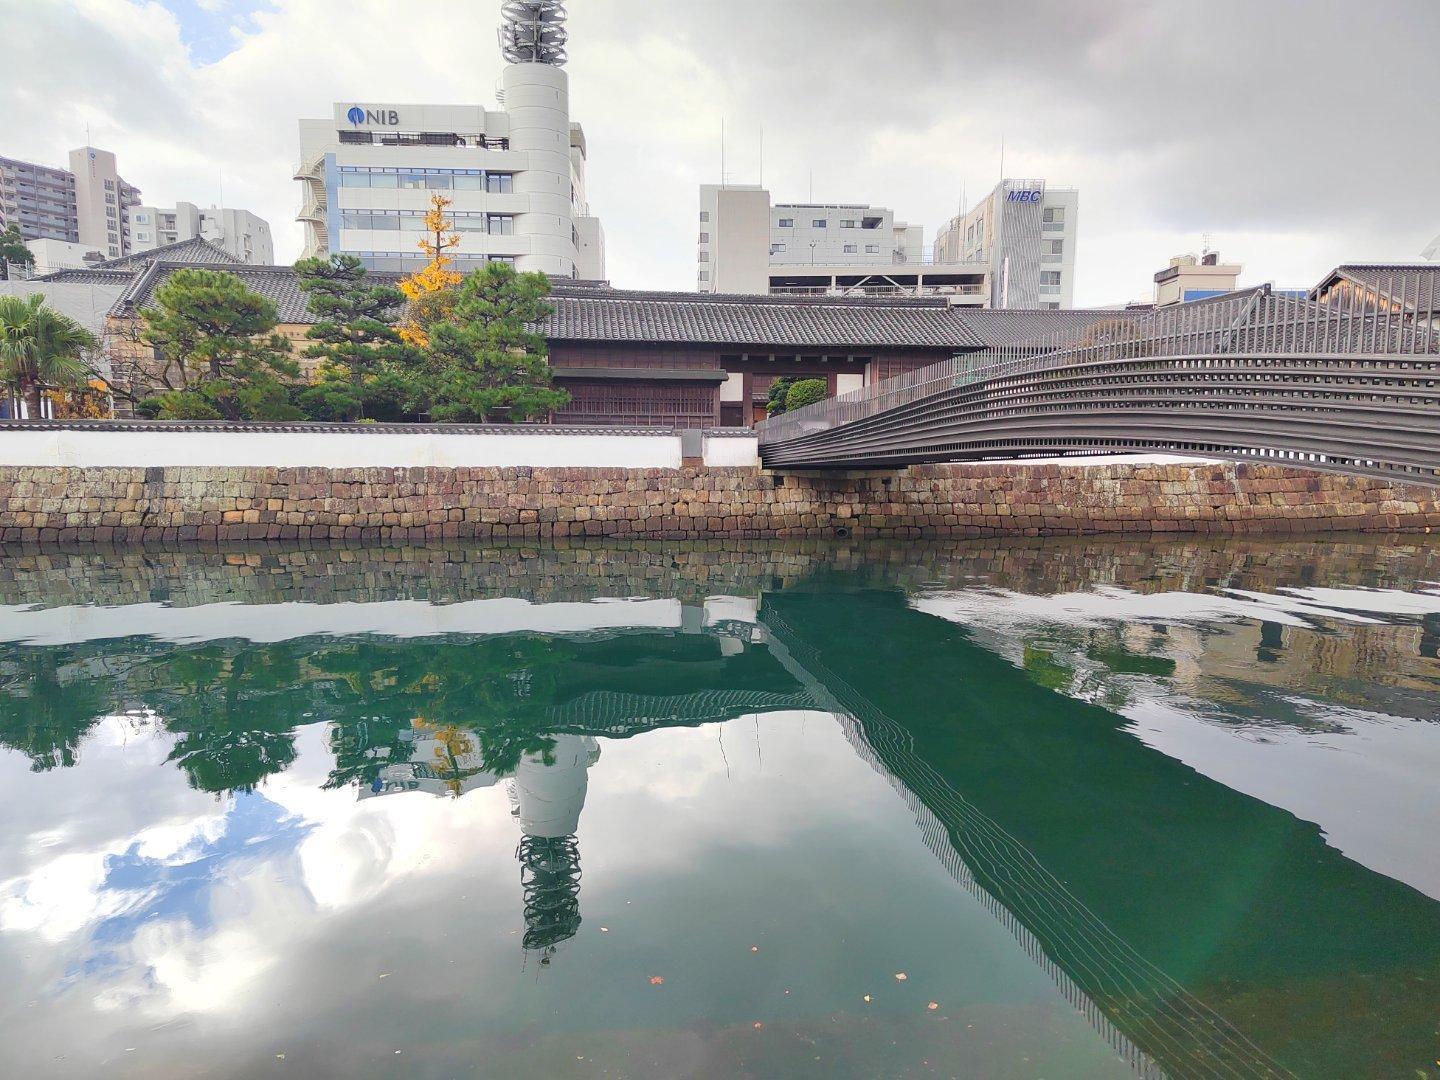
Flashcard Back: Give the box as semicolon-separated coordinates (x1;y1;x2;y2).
649;975;665;986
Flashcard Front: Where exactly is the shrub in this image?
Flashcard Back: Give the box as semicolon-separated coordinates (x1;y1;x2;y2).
785;378;828;412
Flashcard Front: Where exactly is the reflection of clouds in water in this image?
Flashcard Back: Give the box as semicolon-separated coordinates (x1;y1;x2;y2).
910;581;1440;901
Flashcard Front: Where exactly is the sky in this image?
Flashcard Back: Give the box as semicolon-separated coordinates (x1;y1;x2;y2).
3;0;1438;306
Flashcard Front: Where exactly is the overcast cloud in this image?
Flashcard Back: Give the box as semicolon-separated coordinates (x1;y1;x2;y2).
3;0;1437;304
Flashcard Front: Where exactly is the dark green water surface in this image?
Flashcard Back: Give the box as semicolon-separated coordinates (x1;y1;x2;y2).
0;537;1438;1079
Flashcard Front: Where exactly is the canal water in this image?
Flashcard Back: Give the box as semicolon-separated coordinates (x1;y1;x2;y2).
0;537;1436;1079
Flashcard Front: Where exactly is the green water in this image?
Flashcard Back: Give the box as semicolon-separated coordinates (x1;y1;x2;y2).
0;537;1437;1079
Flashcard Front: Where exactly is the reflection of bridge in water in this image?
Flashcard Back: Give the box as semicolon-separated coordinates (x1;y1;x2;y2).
758;271;1440;485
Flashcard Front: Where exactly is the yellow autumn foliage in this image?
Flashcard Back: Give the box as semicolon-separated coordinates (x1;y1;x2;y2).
398;194;464;347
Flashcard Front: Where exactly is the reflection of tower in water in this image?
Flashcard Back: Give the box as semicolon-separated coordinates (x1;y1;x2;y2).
507;733;600;965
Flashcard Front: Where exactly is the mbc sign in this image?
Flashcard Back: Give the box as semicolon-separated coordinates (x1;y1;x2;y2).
346;106;400;126
1006;189;1043;203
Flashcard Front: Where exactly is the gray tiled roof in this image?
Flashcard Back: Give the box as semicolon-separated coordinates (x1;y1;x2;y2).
953;308;1139;348
32;268;138;285
542;287;981;349
96;237;241;269
114;262;403;320
1317;264;1440;306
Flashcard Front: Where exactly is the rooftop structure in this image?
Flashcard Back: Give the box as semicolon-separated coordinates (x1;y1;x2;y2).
1153;250;1242;306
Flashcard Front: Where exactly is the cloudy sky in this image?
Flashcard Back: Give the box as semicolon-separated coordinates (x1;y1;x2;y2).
4;0;1438;305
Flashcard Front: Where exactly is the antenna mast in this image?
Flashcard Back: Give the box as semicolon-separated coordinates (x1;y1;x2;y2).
498;1;569;65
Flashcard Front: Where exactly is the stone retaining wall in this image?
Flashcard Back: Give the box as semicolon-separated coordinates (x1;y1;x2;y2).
1;462;1438;547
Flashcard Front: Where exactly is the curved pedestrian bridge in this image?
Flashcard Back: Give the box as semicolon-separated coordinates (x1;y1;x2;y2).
758;272;1440;485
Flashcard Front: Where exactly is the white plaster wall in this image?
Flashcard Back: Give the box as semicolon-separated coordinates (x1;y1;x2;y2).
0;430;761;470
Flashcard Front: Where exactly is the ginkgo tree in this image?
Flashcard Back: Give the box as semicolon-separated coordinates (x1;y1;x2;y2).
397;194;464;348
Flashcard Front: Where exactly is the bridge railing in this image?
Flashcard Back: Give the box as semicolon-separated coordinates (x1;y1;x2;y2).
756;272;1440;446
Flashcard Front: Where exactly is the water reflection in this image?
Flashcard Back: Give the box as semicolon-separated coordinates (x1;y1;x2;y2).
0;537;1437;1077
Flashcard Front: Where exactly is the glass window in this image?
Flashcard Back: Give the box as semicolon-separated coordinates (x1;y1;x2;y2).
397;173;427;190
369;171;397;189
843;244;857;253
812;219;826;228
108;245;118;255
424;174;451;190
341;171;371;188
1044;239;1064;254
105;193;116;204
487;214;514;235
865;244;879;254
136;230;150;241
698;251;709;262
453;216;486;232
371;214;399;231
104;179;115;190
1042;207;1065;224
488;255;516;266
1040;270;1062;285
698;270;710;280
841;219;855;228
777;217;793;228
770;243;786;253
699;232;709;243
486;173;514;193
699;211;709;222
452;173;482;190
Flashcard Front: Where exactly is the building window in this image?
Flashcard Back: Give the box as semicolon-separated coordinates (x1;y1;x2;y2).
699;211;709;222
843;244;857;254
812;218;826;228
1040;271;1062;285
698;270;710;281
1044;239;1064;255
698;232;709;243
770;243;786;254
841;219;855;228
486;172;513;193
105;193;116;204
698;251;709;262
777;217;793;228
135;213;148;224
104;179;115;191
487;214;515;235
136;230;151;241
487;255;516;266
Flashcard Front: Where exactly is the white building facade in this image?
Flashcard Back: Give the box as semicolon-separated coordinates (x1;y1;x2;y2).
131;202;274;264
698;184;987;303
295;86;603;280
935;180;1078;308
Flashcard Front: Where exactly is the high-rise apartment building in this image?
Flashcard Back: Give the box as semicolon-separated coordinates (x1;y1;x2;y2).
698;184;988;303
131;201;274;264
0;147;141;260
935;180;1078;308
294;3;603;279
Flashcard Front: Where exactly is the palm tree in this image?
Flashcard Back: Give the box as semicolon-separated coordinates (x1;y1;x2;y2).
0;294;96;420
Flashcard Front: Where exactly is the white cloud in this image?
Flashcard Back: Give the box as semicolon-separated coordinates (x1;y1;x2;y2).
2;0;1436;304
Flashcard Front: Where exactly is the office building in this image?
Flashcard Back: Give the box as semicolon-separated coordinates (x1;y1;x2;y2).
698;184;988;303
1153;251;1242;305
130;202;274;264
0;146;141;259
934;180;1078;308
294;3;603;279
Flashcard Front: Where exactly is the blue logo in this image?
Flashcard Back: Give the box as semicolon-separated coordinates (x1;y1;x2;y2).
1006;189;1042;203
346;106;364;125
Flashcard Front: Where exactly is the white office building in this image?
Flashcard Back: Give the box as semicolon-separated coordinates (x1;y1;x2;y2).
698;184;987;303
935;180;1078;308
294;5;603;280
131;202;274;264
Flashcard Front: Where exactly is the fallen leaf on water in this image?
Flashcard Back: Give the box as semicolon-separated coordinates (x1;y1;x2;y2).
862;995;872;1003
927;1002;939;1011
649;976;665;986
276;1054;285;1060
752;1022;764;1030
600;927;610;933
894;972;908;981
377;974;390;980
